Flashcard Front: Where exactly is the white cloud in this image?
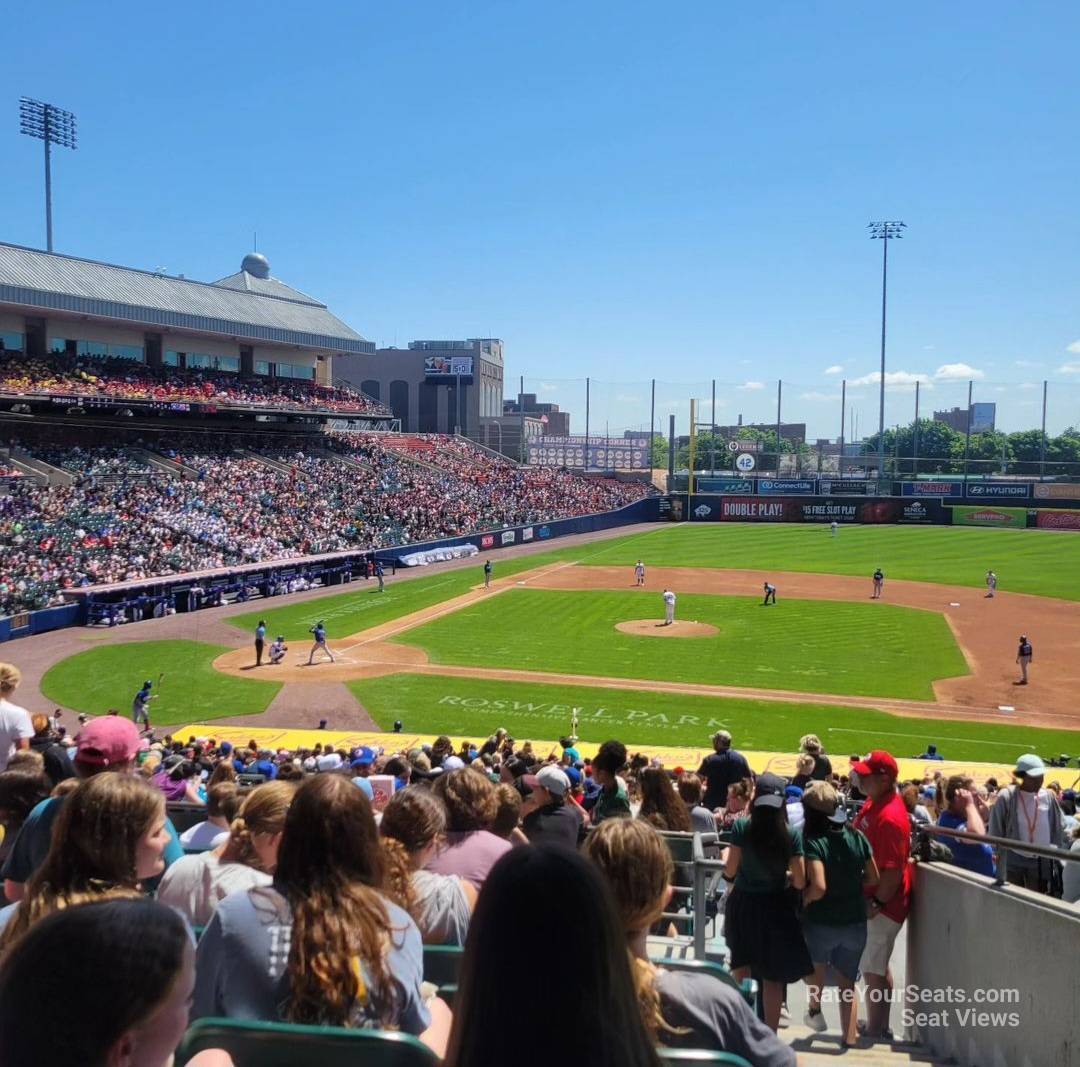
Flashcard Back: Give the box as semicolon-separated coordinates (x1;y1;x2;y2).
922;344;937;351
800;391;842;402
538;381;559;393
737;381;765;390
934;362;984;381
848;370;931;391
1058;361;1080;375
1066;340;1080;354
1019;383;1039;390
823;365;844;375
1014;359;1041;368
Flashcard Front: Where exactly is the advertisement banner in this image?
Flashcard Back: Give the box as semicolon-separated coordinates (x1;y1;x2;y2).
796;500;860;523
757;479;816;495
902;480;964;498
965;482;1031;500
480;534;495;549
950;506;1028;528
424;355;474;376
521;527;534;541
1033;483;1080;501
818;479;874;496
718;497;790;521
1035;510;1080;531
500;530;516;545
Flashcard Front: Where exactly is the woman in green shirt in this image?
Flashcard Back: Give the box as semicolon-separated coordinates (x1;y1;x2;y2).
800;781;880;1048
722;772;812;1032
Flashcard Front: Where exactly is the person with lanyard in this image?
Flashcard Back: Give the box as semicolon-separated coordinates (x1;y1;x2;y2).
131;680;156;730
871;568;884;599
253;620;266;667
988;754;1065;894
1015;634;1033;685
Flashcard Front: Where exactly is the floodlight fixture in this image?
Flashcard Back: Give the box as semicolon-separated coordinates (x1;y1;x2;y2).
18;96;79;252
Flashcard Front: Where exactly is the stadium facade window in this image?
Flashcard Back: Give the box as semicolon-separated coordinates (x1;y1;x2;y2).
275;362;315;380
0;332;24;353
164;351;181;367
184;353;240;373
49;338;145;362
254;360;271;376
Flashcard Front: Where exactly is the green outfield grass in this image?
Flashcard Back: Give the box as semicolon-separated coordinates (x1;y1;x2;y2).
547;523;1080;600
40;641;281;723
394;588;967;700
349;673;1080;765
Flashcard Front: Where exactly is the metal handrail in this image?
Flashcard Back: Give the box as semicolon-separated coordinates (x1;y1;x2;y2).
917;822;1080;888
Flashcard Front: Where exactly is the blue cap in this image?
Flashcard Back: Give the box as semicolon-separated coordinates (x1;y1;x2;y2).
219;741;233;755
563;766;582;788
352;777;374;800
785;785;804;800
351;746;376;768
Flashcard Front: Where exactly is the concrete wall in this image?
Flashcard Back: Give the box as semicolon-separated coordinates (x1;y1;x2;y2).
907;862;1080;1067
46;319;145;349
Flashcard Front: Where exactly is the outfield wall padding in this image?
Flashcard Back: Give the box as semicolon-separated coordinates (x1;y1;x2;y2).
670;495;952;524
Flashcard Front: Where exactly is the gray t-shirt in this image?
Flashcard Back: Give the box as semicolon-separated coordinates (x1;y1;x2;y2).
654;968;796;1066
157;851;271;929
687;804;718;836
410;869;471;946
194;884;429;1034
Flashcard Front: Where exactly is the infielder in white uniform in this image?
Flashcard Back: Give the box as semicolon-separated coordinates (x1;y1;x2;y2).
662;589;676;625
634;560;646;587
986;570;997;598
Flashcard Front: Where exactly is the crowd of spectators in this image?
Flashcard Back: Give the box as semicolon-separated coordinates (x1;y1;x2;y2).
0;428;652;615
1;671;1077;1064
0;352;389;415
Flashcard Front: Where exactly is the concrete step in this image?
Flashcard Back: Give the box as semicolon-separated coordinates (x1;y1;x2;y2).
784;1023;954;1065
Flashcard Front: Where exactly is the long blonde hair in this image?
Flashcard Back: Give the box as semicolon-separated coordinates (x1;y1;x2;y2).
0;774;164;950
584;818;686;1038
276;775;401;1028
219;780;295;871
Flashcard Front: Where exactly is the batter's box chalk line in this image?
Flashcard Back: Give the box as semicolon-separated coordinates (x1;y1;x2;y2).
998;705;1015;714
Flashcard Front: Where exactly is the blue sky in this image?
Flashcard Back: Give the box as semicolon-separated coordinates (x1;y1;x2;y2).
4;1;1079;436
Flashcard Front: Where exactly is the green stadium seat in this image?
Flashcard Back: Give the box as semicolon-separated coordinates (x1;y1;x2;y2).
175;1018;439;1067
658;1051;753;1066
421;943;463;986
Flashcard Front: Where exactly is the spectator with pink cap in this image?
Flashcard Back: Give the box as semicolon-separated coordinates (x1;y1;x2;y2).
1;716;184;902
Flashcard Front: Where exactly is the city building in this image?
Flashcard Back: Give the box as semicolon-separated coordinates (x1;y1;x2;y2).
503;392;570;436
475;414;545;460
0;243;373;385
336;338;504;436
933;403;996;434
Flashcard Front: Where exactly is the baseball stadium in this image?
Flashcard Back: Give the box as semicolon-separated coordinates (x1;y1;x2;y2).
5;9;1080;1063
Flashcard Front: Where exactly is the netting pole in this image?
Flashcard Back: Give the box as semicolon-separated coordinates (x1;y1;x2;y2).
710;379;716;474
839;379;847;475
689;398;697;502
775;379;782;477
650;378;656;469
913;379;921;476
519;375;525;463
584;377;591;472
962;379;973;486
1040;380;1048;481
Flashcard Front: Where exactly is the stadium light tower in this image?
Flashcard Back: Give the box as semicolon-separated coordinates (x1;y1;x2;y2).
19;97;78;253
868;220;905;479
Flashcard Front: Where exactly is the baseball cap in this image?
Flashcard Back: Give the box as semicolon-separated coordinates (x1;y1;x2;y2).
351;746;376;768
75;718;141;767
442;755;465;772
1014;754;1047;779
851;750;898;780
784;785;804;800
316;753;343;772
752;772;786;809
802;781;848;824
525;765;570;797
562;766;582;788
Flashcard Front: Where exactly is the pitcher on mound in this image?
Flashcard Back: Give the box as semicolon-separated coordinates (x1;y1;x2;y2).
662;588;676;626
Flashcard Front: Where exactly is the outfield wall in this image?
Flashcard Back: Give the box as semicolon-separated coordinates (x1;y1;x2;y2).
671;495;952;524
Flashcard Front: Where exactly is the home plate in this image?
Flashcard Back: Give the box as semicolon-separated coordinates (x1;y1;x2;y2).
998;705;1015;714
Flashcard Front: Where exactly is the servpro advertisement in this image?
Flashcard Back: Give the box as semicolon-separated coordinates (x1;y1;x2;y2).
950;505;1028;528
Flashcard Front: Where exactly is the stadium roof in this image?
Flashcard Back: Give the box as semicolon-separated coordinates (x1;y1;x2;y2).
0;243;374;354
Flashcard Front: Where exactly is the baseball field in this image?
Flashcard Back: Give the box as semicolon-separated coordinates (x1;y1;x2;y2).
34;523;1080;764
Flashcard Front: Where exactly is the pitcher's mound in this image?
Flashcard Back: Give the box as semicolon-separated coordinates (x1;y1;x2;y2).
615;620;719;639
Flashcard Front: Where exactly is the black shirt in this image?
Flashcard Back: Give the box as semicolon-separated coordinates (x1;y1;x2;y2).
522;802;582;849
811;753;832;781
697;749;752;810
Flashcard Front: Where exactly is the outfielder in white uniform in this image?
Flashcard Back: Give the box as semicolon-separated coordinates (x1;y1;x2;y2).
662;589;676;626
635;560;646;587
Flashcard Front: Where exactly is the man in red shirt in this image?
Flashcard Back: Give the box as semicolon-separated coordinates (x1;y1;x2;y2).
851;750;912;1039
